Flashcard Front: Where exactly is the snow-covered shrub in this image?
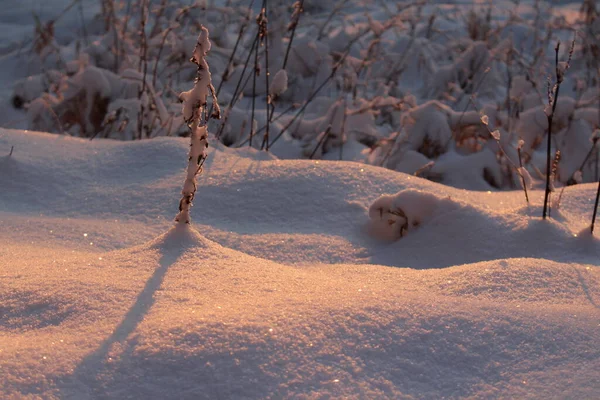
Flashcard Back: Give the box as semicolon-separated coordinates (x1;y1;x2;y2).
6;0;600;195
12;71;63;109
425;42;498;99
284;98;377;159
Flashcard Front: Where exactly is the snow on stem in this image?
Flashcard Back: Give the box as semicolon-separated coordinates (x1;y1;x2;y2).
175;26;220;225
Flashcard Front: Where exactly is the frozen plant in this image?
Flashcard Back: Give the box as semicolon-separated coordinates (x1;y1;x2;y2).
175;26;220;225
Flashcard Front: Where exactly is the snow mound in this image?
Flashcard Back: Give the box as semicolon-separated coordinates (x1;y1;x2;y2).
429;258;600;303
368;189;461;239
148;224;210;252
1;128;599;269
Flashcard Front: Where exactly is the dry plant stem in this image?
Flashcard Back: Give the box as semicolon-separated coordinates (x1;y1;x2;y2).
211;0;255;116
152;6;195;89
261;3;271;151
505;46;513;133
548;151;562;218
282;0;304;70
119;0;133;67
596;149;599;182
149;0;168;38
517;147;529;203
55;0;81;22
42;97;66;135
380;134;401;168
353;39;379;101
576;139;598;173
385;27;416;87
230;35;259;108
592;180;600;233
106;1;120;73
209;0;254;122
249;28;260;147
317;0;349;40
267;70;336;148
238;103;297;147
216;34;258;139
339;98;348;160
137;0;149;140
543;43;563;219
594;71;600;232
309;125;332;159
445;68;492;148
262;0;303;147
152;29;172;87
268;28;372;148
309;104;340;158
597;89;600;181
77;0;89;46
469;98;528;202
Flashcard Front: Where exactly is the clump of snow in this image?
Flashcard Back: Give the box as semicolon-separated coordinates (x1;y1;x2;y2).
368;189;460;239
179;26;215;126
269;69;288;97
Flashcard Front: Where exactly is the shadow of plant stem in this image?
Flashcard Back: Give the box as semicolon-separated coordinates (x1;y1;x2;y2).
572;266;599;310
65;244;185;396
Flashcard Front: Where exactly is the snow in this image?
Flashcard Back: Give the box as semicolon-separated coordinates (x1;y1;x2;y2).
1;0;600;398
1;128;599;399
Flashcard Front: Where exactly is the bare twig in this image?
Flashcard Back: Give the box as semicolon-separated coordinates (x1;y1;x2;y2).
282;0;304;70
309;125;332;159
517;145;529;203
216;34;258;139
592;180;600;233
543;37;574;219
339;98;347;160
260;2;271;151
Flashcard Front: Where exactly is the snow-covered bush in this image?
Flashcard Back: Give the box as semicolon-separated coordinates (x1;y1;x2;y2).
6;0;600;195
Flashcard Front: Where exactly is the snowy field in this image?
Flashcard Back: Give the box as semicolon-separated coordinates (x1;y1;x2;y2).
2;129;599;399
1;0;600;399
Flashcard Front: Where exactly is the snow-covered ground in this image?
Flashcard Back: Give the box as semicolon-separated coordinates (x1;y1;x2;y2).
1;128;599;398
1;0;600;398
